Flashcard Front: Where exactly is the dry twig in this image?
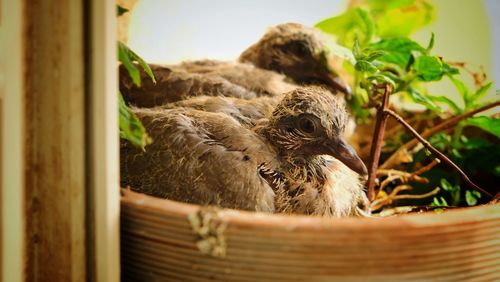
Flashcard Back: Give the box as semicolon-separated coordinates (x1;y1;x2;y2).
381;100;500;169
384;109;493;198
367;84;392;201
371;185;441;211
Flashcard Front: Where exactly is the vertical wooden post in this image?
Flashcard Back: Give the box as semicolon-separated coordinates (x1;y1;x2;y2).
1;0;25;281
86;0;120;281
23;0;87;281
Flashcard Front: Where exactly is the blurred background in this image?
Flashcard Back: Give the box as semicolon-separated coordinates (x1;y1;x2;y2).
125;0;499;100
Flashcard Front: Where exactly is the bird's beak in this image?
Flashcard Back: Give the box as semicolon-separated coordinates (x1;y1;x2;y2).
325;73;351;97
323;137;368;176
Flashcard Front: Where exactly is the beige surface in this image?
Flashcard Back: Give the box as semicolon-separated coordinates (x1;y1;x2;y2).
1;0;25;281
89;0;120;281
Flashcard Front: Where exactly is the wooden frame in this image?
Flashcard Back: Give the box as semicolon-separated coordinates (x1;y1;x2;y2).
1;0;119;281
1;1;25;281
87;0;120;281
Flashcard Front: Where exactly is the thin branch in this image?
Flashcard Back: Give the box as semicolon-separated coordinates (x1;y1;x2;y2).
384;109;493;198
411;159;440;176
392;187;441;200
381;100;500;169
371;185;440;211
367;84;392;201
376;168;429;197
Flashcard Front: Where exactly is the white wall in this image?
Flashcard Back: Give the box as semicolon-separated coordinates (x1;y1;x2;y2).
128;0;344;63
127;0;499;102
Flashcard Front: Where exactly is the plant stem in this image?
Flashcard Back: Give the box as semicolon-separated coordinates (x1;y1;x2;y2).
367;84;392;201
451;121;465;148
384;109;493;199
381;100;500;169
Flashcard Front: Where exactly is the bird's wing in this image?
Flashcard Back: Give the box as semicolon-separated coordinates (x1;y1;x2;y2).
174;61;297;96
119;64;258;107
160;95;279;128
121;108;276;212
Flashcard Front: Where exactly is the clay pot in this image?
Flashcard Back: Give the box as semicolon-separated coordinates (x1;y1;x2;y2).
121;189;500;281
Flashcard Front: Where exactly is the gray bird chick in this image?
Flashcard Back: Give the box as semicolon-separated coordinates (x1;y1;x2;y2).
121;87;368;217
120;23;349;107
240;23;350;95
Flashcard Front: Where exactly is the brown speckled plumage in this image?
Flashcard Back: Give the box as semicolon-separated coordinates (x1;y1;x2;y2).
120;23;349;107
121;87;368;217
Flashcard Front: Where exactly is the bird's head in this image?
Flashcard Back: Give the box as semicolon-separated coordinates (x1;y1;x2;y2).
239;23;350;95
265;87;367;176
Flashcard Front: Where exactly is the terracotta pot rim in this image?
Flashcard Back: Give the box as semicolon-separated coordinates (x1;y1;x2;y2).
121;189;500;230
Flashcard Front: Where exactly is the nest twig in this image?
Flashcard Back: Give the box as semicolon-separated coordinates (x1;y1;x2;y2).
371;185;441;211
384;109;492;198
381;100;500;170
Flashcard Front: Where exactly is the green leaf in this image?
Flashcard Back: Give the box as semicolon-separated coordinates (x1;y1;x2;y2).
118;42;141;86
118;42;157;87
440;178;454;192
407;88;441;112
352;38;362;59
426;32;435;52
466;116;500;139
431;196;448;207
429;132;450;151
442;63;459;75
440;178;460;206
365;0;416;11
365;50;388;62
427;95;462;114
471;82;493;104
119;92;151;150
127;46;157;84
315;8;375;47
324;42;356;65
369;38;426;67
366;74;396;88
375;1;435;38
413;55;444;81
448;75;471;105
117;5;129;16
465;190;481;206
355;60;378;73
461;137;492;150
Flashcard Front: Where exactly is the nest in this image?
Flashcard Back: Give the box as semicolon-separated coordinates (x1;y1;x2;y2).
121;189;500;281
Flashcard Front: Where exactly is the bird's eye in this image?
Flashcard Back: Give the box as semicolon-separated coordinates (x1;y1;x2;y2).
292;42;309;56
298;116;316;134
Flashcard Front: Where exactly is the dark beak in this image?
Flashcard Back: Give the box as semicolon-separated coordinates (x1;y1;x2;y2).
325;73;351;97
323;137;367;176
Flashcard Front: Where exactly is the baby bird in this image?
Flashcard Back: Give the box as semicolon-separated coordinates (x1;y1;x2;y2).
239;22;349;94
121;87;368;217
120;23;349;107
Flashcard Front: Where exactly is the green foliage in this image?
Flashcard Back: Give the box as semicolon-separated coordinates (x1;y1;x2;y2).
316;0;498;208
316;8;375;47
369;37;425;67
119;93;151;150
466;116;500;139
117;8;155;150
465;190;481;206
118;42;155;149
316;0;434;47
439;178;460;206
118;42;156;87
